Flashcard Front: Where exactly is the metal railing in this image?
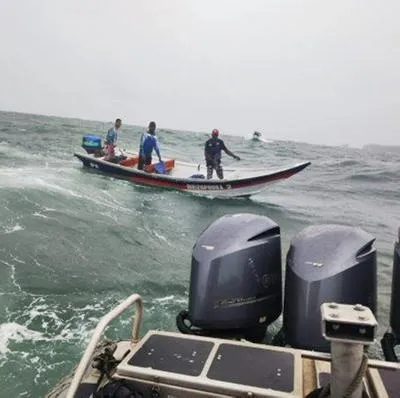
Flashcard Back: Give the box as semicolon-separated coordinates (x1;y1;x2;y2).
66;293;143;398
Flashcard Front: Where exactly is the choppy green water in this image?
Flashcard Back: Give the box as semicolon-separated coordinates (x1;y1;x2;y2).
0;110;399;397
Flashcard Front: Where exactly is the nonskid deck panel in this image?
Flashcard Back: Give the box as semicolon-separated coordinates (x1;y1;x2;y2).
207;343;295;392
127;334;214;377
377;367;400;397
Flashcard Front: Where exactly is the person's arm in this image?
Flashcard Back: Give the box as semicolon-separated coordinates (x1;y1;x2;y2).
154;137;162;161
221;141;240;160
138;132;145;156
105;129;111;144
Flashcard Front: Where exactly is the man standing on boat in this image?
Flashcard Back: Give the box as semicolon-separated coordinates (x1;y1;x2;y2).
138;121;162;171
205;129;240;179
104;118;122;161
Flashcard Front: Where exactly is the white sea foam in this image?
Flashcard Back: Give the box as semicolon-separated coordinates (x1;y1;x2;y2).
1;259;22;292
0;323;44;359
153;295;175;303
153;230;169;243
152;295;187;305
3;224;25;234
33;212;50;219
9;254;25;264
0;302;103;363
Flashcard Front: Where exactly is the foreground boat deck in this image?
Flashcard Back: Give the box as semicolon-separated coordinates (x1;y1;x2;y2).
116;331;400;397
48;331;400;398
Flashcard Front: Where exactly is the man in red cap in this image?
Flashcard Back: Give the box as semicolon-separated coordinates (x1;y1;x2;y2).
204;129;240;179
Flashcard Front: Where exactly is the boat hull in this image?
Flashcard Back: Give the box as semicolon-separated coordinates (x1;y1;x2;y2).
74;153;311;198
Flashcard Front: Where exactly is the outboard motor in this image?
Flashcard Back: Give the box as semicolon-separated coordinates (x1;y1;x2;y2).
381;228;400;362
82;135;103;155
278;224;376;353
176;213;282;343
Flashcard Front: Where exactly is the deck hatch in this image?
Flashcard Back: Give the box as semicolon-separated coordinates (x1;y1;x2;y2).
207;343;295;392
127;334;214;376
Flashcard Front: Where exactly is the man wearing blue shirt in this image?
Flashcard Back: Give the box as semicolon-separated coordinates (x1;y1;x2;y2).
104;118;122;161
138;121;162;170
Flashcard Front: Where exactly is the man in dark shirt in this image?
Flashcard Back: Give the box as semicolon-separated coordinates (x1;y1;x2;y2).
204;129;240;179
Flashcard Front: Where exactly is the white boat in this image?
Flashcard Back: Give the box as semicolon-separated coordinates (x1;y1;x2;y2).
74;145;310;198
252;131;271;143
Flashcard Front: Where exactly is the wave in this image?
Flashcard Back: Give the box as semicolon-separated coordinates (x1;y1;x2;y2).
348;170;399;182
336;159;363;167
0;141;75;165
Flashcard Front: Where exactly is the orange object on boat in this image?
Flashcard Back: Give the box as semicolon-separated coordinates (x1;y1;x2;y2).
120;156;139;167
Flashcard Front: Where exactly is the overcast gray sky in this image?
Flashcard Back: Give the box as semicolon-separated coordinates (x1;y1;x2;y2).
0;1;398;146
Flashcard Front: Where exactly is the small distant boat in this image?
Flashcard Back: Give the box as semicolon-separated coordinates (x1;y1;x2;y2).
74;135;311;198
252;131;271;143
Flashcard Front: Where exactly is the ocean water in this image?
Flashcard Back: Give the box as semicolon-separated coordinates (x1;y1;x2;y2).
0;110;399;397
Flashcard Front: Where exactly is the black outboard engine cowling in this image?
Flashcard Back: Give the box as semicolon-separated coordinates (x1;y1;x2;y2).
381;227;400;362
281;224;376;353
177;213;282;342
390;228;400;340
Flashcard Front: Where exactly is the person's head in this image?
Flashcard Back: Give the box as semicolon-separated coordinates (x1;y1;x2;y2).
148;121;156;135
115;118;122;129
211;128;219;138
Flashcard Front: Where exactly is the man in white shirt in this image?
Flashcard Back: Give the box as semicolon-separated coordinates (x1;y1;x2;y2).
104;118;122;161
